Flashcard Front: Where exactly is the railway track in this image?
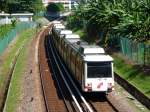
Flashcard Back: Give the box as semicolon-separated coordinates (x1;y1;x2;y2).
38;25;118;112
39;26;69;111
84;93;118;112
39;26;93;112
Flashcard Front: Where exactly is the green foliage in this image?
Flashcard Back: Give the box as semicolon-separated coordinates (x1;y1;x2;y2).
70;0;150;45
46;3;64;12
113;53;150;98
32;0;45;13
0;28;36;112
0;24;13;39
66;14;83;29
4;47;26;112
0;1;9;12
0;0;44;13
11;18;17;27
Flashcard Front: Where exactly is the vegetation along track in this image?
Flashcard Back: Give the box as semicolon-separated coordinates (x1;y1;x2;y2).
38;25;118;112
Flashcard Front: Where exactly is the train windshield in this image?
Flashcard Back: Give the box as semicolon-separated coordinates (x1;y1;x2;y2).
87;62;112;78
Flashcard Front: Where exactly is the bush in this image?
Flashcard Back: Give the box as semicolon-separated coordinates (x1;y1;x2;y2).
46;3;64;12
0;24;13;39
11;17;17;27
66;14;83;29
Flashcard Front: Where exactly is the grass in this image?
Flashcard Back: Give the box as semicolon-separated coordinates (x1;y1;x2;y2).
113;53;150;98
0;28;36;110
0;24;14;39
0;28;36;88
4;47;27;112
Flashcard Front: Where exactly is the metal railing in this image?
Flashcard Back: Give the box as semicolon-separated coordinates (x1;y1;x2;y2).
0;22;36;55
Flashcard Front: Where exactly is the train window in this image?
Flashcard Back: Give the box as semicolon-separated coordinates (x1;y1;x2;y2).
87;62;112;78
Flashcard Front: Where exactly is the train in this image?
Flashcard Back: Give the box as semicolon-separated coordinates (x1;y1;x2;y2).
50;21;114;93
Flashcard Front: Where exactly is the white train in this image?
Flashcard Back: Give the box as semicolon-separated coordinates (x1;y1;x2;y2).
51;21;114;93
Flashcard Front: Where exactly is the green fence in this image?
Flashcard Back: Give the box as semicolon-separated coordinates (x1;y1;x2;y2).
120;38;150;65
0;22;36;55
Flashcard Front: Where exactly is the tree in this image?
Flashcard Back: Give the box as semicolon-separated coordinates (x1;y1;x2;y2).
32;0;44;13
69;0;150;45
1;0;44;13
0;0;9;12
46;3;64;12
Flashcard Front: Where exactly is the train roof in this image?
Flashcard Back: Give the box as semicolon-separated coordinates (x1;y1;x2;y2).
64;37;112;61
64;36;105;55
66;38;81;43
54;29;72;36
84;55;113;62
53;22;63;26
54;24;65;29
52;20;61;24
65;34;80;39
79;45;105;54
60;30;72;35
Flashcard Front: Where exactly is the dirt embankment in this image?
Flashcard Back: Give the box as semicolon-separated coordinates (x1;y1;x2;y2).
16;33;46;112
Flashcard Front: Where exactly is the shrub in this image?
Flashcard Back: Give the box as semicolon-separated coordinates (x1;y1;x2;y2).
11;17;17;27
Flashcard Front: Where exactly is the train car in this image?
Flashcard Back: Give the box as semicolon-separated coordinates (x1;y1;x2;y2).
64;37;114;92
52;20;62;24
53;29;73;55
51;22;114;93
51;23;65;47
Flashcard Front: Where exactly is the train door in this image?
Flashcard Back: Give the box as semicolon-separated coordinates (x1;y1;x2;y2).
76;55;83;85
67;44;71;68
64;42;68;63
67;45;71;69
60;38;63;56
80;60;84;86
70;48;74;74
75;54;80;83
82;62;87;91
70;49;76;76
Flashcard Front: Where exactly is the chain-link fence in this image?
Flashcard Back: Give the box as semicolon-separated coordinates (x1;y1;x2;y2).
0;22;36;55
120;38;150;65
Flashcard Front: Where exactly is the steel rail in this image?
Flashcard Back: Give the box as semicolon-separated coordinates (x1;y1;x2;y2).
38;29;49;112
49;37;94;112
47;37;83;112
45;37;71;112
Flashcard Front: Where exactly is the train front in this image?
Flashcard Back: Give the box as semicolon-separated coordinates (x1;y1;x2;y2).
82;48;114;93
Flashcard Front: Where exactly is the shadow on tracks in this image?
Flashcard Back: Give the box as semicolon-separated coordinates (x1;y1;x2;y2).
44;35;76;107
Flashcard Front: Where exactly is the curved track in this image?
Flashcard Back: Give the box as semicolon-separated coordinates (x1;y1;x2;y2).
39;27;66;111
38;25;118;112
39;26;92;112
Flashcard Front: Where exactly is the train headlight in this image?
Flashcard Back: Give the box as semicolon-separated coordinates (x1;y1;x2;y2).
87;83;92;87
108;83;115;91
108;83;112;87
84;83;92;92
